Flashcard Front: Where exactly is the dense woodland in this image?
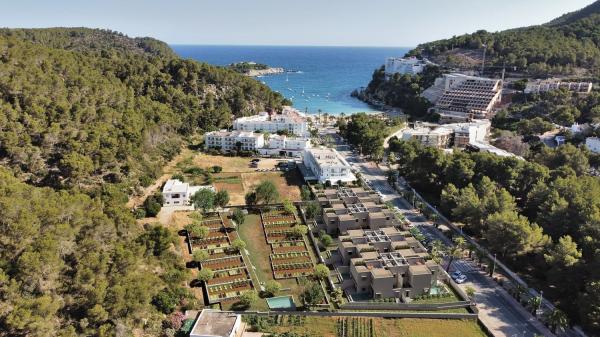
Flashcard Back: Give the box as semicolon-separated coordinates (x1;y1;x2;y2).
493;89;600;132
353;65;441;119
407;0;600;76
0;28;289;190
0;28;287;336
388;138;600;332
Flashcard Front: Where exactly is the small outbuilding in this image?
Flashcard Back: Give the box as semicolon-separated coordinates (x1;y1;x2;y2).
189;309;242;337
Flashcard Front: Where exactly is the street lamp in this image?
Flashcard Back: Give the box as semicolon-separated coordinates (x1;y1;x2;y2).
490;253;497;277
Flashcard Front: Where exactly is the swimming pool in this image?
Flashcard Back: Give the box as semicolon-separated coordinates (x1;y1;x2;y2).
266;295;296;310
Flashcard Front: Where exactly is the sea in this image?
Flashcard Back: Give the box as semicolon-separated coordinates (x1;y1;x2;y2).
171;45;411;115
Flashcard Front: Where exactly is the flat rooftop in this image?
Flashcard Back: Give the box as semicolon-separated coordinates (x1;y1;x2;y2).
190;309;239;337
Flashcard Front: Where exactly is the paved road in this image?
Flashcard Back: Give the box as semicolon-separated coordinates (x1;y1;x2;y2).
330;134;553;337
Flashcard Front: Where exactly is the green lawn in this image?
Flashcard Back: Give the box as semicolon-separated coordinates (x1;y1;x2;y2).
237;211;319;308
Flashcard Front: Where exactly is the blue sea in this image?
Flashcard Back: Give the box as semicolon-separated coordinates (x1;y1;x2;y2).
171;45;411;115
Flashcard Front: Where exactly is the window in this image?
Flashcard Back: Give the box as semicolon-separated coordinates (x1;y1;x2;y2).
172;193;180;198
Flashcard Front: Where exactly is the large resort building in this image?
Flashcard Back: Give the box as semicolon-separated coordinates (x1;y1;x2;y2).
302;147;356;185
232;106;309;137
423;73;503;123
317;186;441;300
204;130;310;157
204;130;265;152
204;106;311;157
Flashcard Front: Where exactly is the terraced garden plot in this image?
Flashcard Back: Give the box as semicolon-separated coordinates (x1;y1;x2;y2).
201;256;245;271
207;280;253;303
272;241;309;254
207;267;251;286
191;236;229;250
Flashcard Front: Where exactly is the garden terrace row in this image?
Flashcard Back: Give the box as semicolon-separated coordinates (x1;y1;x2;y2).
207;267;251;286
207;280;253;303
272;241;308;254
201;256;245;271
191;236;229;250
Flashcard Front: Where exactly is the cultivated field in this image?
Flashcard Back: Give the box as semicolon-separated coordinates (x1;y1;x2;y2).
248;316;487;337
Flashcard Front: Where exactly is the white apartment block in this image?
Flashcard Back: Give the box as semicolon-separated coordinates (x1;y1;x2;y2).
258;134;312;157
525;80;593;94
204;130;265;152
401;120;491;149
384;57;430;77
302;147;356;185
232;106;308;137
402;127;453;149
162;179;215;206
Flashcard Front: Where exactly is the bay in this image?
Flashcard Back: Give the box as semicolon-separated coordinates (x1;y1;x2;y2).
171;45;411;115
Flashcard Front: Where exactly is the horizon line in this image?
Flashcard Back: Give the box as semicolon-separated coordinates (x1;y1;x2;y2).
168;43;415;49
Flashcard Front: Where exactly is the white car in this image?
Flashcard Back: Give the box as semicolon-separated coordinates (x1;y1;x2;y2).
454;274;468;284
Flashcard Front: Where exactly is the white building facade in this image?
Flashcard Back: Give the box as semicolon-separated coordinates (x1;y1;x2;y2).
258;134;312;157
232;106;308;137
204;130;265;152
384;57;428;77
302;147;356;184
162;179;215;206
525;80;593;94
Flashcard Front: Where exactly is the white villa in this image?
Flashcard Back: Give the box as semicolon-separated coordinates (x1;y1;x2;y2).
302;147;356;185
232;106;308;137
204;130;265;152
162;179;215;207
258;134;312;157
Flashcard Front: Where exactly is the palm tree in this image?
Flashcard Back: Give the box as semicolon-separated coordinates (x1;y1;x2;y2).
528;296;542;316
545;309;568;333
446;237;467;272
430;240;445;264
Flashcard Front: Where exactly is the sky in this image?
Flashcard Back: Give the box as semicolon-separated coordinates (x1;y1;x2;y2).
0;0;595;47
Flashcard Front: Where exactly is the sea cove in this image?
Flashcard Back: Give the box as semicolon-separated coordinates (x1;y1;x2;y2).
172;45;411;115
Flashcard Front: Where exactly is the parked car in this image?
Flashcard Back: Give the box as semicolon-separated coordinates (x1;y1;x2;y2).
451;271;463;279
454;274;468;284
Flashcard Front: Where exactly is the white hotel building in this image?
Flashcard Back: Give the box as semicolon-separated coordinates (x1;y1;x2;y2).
302;147;356;185
204;131;311;158
232;106;308;137
258;134;312;157
384;57;430;77
204;130;265;152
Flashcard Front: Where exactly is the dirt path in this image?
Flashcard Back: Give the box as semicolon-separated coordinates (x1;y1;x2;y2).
126;149;192;209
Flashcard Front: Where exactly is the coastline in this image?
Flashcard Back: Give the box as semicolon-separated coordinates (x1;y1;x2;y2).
246;67;284;77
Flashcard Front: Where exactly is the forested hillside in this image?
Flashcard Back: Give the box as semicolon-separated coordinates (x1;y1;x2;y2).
407;0;600;76
389;137;600;333
0;28;288;190
0;28;287;337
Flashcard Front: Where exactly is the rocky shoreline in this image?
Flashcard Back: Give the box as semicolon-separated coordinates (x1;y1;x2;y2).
246;67;285;77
